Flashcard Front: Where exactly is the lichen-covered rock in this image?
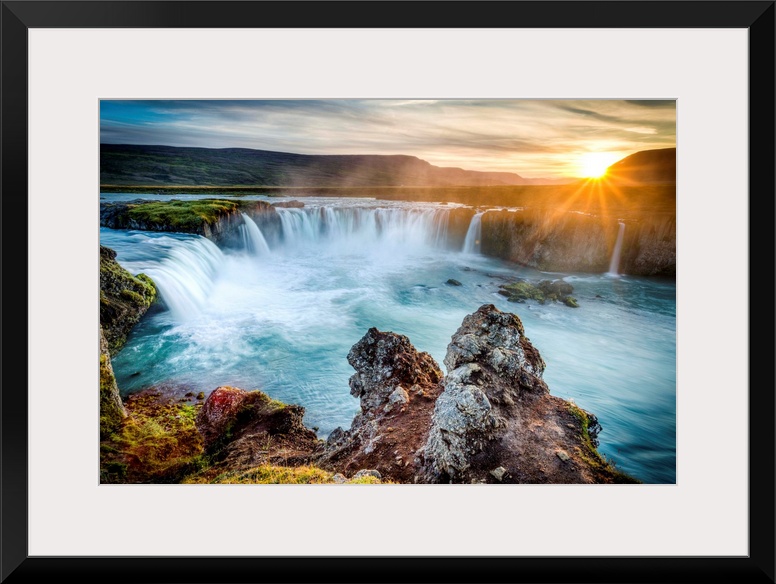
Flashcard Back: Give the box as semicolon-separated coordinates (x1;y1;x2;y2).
196;386;321;471
420;304;635;484
443;305;546;389
347;328;442;414
498;279;578;307
99;245;157;355
99;326;126;437
317;328;443;482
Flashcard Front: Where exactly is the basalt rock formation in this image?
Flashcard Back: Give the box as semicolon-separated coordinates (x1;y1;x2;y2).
480;209;675;277
322;304;635;484
99;245;157;355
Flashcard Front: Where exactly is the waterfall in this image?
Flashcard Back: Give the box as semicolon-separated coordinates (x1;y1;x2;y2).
240;213;271;256
275;206;452;250
608;222;626;276
140;237;225;321
462;211;485;254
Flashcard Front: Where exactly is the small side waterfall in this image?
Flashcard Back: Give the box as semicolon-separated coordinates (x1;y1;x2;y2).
608;221;626;276
462;211;485;254
240;213;271;255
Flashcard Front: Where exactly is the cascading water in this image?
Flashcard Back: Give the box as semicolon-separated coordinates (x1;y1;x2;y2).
240;213;271;256
142;238;224;321
101;196;676;484
462;211;485;254
608;221;626;276
276;206;453;251
100;229;225;322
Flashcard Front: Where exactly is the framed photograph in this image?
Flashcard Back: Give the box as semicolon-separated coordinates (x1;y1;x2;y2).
3;1;773;582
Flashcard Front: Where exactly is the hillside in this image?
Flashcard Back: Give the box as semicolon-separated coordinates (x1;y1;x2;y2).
100;144;571;187
605;147;676;185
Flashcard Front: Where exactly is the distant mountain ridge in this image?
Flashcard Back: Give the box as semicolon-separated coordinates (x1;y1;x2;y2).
100;144;571;187
605;148;676;185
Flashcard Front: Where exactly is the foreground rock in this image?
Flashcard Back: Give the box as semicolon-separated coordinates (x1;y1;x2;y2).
316;328;444;482
101;306;634;483
99;245;157;355
419;304;634;483
324;305;635;483
196;386;322;472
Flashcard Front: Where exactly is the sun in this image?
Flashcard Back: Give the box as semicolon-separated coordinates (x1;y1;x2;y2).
578;152;620;179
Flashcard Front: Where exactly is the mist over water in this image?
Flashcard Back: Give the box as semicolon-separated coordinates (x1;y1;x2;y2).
101;196;676;483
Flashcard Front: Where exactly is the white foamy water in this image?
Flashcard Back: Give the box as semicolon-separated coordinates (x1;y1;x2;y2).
101;196;675;483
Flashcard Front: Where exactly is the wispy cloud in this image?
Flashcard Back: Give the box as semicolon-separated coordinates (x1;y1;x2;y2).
100;99;675;178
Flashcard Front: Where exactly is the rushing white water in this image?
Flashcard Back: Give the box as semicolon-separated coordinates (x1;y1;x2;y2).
462;211;485;254
240;213;271;256
100;230;224;322
276;206;452;251
608;221;626;276
101;196;675;483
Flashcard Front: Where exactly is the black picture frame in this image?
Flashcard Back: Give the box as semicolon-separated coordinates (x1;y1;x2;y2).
2;2;773;583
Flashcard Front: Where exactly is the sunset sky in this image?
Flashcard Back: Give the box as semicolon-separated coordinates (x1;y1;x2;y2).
100;99;676;179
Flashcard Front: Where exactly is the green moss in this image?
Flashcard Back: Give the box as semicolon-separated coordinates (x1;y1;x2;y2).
567;403;640;484
100;393;206;483
346;475;383;484
500;280;580;308
100;247;158;354
99;353;124;438
126;199;240;231
120;289;143;303
190;464;335;484
501;281;545;303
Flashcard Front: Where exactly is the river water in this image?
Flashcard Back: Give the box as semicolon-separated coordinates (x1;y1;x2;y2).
100;195;676;483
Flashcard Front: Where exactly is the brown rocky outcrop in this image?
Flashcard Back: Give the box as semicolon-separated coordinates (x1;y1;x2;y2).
316;328;444;482
322;305;635;484
419;304;634;483
196;386;322;472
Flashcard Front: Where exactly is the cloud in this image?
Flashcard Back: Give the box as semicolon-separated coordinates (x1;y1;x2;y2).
625;126;658;135
100;99;676;178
